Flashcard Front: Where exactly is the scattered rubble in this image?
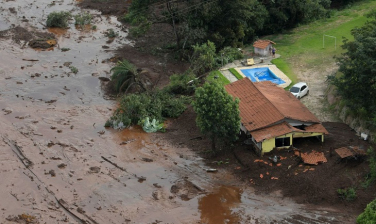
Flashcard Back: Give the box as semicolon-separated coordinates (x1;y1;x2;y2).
294;150;327;165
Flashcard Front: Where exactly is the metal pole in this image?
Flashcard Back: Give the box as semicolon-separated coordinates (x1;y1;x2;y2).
323;35;336;49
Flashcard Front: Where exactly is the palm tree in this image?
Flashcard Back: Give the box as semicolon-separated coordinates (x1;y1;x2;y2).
110;60;146;94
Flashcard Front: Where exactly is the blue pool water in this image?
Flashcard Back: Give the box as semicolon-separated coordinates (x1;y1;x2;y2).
240;67;285;85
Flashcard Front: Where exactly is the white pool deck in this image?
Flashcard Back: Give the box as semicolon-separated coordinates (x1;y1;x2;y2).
219;54;291;89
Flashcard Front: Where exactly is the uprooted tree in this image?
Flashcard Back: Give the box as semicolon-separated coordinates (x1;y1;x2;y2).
192;81;240;152
110;60;147;94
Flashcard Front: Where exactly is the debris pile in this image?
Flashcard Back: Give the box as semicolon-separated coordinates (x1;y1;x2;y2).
294;150;327;165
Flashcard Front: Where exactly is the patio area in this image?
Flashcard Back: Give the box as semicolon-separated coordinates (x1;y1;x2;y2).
219;54;291;88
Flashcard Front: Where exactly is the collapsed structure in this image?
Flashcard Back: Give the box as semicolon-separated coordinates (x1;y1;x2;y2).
225;78;328;155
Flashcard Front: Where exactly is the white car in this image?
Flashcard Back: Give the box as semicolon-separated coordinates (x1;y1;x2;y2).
289;82;309;99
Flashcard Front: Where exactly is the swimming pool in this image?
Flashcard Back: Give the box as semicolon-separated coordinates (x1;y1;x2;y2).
240;67;285;85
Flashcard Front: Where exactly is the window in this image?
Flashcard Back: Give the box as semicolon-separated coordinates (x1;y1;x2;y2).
301;85;306;91
275;137;290;147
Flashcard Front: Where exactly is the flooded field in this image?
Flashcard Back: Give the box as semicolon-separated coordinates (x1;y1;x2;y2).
0;0;352;223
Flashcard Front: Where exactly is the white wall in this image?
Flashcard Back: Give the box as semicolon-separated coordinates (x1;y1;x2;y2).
254;44;272;56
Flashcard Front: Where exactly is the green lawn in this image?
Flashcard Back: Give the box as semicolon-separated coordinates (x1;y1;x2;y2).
265;0;376;85
228;68;244;80
207;70;230;86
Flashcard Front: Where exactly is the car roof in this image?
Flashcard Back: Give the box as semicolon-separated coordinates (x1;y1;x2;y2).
292;82;307;88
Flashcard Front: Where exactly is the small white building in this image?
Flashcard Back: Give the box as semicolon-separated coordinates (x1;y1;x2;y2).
253;40;275;57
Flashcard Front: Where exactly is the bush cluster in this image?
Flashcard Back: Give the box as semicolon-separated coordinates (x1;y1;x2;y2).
105;29;118;38
106;89;190;130
219;47;244;65
337;187;357;201
46;11;71;28
165;71;197;95
357;198;376;224
74;13;92;28
190;41;244;75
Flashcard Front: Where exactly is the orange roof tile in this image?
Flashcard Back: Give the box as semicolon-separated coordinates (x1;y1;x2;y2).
250;122;293;142
225;79;328;137
335;146;367;158
250;122;328;142
294;150;327;165
304;123;329;134
225;78;284;131
253;40;275;49
255;81;320;123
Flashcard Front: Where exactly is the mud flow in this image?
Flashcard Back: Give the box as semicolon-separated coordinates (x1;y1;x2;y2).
0;0;352;223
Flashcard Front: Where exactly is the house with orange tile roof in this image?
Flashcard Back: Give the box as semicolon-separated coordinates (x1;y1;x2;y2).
253;39;275;56
225;78;328;155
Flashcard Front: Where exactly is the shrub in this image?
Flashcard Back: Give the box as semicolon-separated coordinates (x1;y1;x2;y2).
228;68;243;80
110;60;147;94
155;90;188;118
166;71;197;95
46;11;71;28
357;198;376;224
106;90;189;130
61;48;70;52
363;147;376;187
105;29;118;38
127;17;151;38
142;117;164;133
337;187;357;201
219;47;244;65
74;13;92;28
69;66;78;74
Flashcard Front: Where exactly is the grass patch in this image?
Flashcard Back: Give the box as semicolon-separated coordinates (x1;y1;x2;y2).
271;58;297;89
69;66;78;74
263;0;376;84
228;68;243;80
207;71;230;86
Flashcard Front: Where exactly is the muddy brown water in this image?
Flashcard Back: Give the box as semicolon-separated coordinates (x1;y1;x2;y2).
0;0;352;223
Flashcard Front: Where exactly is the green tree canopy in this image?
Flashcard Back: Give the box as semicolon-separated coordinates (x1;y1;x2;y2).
357;198;376;224
124;0;352;49
190;40;217;75
331;11;376;123
187;0;267;48
192;81;241;151
261;0;330;34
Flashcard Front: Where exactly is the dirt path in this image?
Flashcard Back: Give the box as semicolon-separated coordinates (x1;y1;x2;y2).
289;56;340;122
0;0;363;223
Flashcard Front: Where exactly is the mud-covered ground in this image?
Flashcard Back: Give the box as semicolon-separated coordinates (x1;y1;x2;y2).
0;0;373;223
160;108;375;220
